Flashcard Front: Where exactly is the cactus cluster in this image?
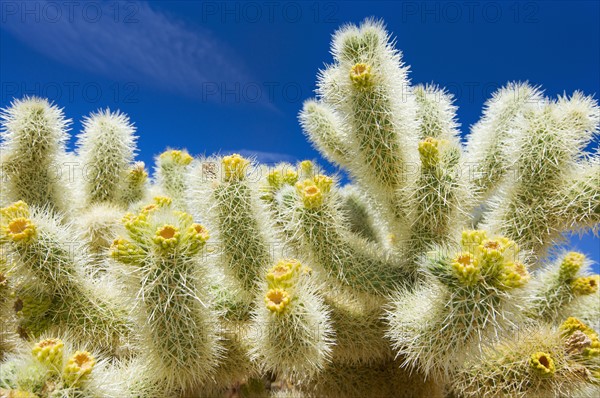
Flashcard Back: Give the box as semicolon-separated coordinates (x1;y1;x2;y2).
1;19;599;398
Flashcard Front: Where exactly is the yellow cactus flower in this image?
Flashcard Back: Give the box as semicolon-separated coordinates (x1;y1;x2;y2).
479;238;517;274
32;338;64;368
223;153;249;182
265;288;291;314
313;174;333;194
499;262;530;289
63;351;96;387
266;259;303;287
460;230;488;252
560;317;599;340
186;223;210;250
4;217;36;243
153;225;180;249
559;251;585;280
296;179;325;209
349;63;374;90
159;149;193;166
529;351;555;377
571;275;599;295
303;185;324;209
418;137;441;167
451;252;481;286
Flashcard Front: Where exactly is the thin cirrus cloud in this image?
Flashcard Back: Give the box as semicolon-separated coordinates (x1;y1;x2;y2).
229;149;297;165
1;0;256;104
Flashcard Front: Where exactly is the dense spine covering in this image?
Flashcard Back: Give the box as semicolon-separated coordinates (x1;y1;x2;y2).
188;154;274;297
465;83;545;198
0;201;129;351
281;173;406;297
0;97;71;213
315;20;419;238
250;259;334;380
526;252;599;323
483;93;599;259
155;150;193;210
406;85;470;257
77;109;137;207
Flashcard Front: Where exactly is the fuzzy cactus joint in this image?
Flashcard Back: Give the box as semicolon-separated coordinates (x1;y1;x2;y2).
0;19;599;398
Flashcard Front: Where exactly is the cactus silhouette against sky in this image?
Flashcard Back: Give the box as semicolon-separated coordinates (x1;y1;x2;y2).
1;19;599;398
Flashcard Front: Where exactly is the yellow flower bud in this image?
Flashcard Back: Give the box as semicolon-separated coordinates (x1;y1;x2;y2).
184;224;210;253
560;317;598;340
153;196;172;208
349;63;374;90
499;262;530;289
283;169;299;185
223;154;249;182
460;230;488;252
110;238;145;265
571;275;599;295
63;351;95;387
559;252;585;281
123;212;149;236
32;338;64;369
584;339;600;357
265;288;291;314
267;170;283;189
159;149;193;166
0;201;30;220
529;352;555;377
299;160;314;176
313;174;333;194
418;137;441;167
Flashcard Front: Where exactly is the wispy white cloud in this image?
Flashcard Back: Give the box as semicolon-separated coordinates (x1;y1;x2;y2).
1;1;253;102
233;149;297;164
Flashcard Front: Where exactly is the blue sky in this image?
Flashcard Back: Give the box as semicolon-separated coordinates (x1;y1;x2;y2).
1;1;598;268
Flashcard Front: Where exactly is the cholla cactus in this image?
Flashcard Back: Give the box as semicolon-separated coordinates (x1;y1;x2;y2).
109;197;223;392
0;335;119;397
0;201;129;351
0;97;71;213
386;230;531;379
76;109;137;207
526;251;600;323
1;18;599;398
453;319;599;397
155;149;194;210
249;259;334;381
